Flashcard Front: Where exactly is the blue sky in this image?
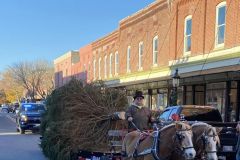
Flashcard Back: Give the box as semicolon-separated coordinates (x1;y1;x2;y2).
0;0;155;71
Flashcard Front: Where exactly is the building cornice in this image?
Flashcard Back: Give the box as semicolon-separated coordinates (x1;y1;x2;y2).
53;50;79;65
92;30;119;50
119;0;167;29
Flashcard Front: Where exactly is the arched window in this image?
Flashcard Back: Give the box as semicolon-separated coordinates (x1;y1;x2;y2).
152;36;158;66
184;15;192;55
215;1;226;47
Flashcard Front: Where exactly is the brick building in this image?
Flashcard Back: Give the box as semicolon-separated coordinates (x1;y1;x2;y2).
54;0;240;122
54;50;79;88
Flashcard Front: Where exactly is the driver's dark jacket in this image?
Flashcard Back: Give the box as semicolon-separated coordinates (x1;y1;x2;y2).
125;104;152;131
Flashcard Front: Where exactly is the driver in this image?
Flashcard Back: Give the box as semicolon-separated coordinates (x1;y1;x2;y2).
125;90;154;132
122;90;154;157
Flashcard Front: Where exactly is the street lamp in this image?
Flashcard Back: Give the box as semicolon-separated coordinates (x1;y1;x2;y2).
170;68;180;106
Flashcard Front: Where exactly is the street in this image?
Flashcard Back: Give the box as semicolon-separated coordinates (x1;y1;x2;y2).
0;112;46;160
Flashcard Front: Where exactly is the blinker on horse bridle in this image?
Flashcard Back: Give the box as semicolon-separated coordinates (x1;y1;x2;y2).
174;128;195;155
200;127;218;154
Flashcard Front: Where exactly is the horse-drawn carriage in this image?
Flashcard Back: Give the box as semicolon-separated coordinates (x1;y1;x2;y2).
77;111;222;160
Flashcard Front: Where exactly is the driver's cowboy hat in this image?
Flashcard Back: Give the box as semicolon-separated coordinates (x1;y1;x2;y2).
133;90;144;99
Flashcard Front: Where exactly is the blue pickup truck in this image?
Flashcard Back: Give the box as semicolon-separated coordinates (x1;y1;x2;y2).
16;103;46;134
159;105;238;160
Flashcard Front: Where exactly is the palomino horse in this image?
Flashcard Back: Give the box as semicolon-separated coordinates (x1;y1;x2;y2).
191;122;221;160
122;121;196;160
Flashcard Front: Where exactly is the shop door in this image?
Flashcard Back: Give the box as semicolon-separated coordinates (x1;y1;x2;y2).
229;81;237;122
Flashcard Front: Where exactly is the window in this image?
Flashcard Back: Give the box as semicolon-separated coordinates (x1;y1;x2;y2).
104;55;107;78
184;15;192;54
98;58;101;79
93;59;96;80
138;42;143;70
88;61;91;79
153;36;158;66
127;46;131;72
215;2;226;47
115;51;119;75
109;53;113;77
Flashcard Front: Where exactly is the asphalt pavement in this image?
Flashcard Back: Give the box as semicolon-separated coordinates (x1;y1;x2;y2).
0;112;47;160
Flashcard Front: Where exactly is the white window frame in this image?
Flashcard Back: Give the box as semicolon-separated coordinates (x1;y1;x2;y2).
215;1;226;48
93;59;96;80
127;46;131;73
104;55;107;78
152;36;158;66
115;51;119;75
98;58;101;79
138;41;143;70
88;61;91;79
109;53;113;77
184;15;192;55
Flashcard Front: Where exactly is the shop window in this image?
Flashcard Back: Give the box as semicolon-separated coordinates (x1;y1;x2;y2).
195;85;205;105
178;87;183;105
157;88;168;111
229;81;237;122
206;82;226;120
186;86;193;105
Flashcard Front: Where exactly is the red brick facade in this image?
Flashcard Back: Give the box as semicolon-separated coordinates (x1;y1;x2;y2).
54;0;240;120
55;0;240;86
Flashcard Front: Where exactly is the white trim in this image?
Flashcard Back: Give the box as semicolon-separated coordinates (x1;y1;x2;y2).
88;61;91;79
215;1;226;48
104;55;107;78
183;15;192;56
138;41;143;70
152;36;158;66
109;53;113;77
93;59;96;80
169;45;240;66
115;51;119;75
98;58;101;79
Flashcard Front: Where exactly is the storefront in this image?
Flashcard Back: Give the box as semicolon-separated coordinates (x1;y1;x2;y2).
124;71;240;122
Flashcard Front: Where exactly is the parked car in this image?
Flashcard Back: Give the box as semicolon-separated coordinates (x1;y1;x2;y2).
158;105;238;160
1;104;10;113
16;103;46;134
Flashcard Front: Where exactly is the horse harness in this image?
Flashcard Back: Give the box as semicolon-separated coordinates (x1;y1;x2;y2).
130;124;194;160
201;127;217;153
196;126;218;159
172;128;195;158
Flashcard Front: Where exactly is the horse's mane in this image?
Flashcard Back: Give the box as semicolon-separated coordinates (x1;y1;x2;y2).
160;123;175;132
192;122;217;135
192;122;209;128
160;121;191;132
